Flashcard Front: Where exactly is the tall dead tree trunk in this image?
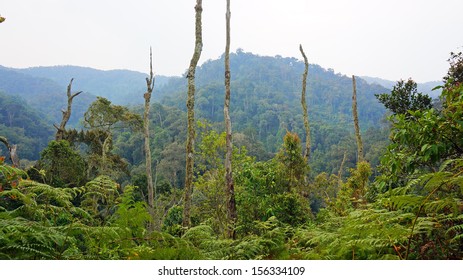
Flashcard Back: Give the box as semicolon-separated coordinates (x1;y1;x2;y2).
182;0;203;229
352;75;364;162
143;48;156;231
299;44;311;160
55;79;82;141
224;0;237;239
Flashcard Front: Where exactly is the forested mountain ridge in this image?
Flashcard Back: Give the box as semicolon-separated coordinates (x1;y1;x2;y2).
0;65;171;123
16;65;171;105
159;51;389;131
156;51;391;172
1;52;391;167
0;91;53;160
0;66;96;127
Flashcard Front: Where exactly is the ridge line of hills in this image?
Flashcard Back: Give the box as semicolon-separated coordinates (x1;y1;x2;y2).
0;51;443;171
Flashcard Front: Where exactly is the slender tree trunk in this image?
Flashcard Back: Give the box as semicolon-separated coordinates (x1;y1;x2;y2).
183;0;203;229
144;48;156;231
352;75;364;162
224;0;237;239
55;79;82;141
299;44;311;160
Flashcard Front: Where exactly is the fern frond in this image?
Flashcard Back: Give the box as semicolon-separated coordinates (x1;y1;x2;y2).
423;198;460;214
19;180;74;208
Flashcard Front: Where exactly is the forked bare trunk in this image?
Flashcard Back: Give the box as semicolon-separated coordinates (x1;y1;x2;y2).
55;79;82;141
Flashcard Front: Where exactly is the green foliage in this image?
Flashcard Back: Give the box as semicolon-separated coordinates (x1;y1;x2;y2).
161;51;387;160
0;216;76;259
291;208;410;260
3;49;463;260
379;159;463;259
0;92;53;161
182;217;290;260
375;79;432;116
192;167;227;234
0;160;203;260
67;129;129;179
0;168;87;259
111;185;150;243
0;158;26;191
234;152;311;234
125;231;202;260
162;205;184;236
309;172;339;212
80;175;119;224
37;140;86;188
275;132;308;192
376;81;463;192
329;161;371;215
292;158;463;260
79;97;141;178
196;121;226;171
264;192;311;226
84;97;142;131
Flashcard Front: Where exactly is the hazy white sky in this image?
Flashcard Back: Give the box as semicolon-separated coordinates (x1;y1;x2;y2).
1;0;462;82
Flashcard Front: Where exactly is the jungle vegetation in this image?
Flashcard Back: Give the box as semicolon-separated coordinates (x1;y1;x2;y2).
1;4;462;260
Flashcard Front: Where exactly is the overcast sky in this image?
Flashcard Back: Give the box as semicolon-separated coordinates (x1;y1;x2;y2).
1;0;462;82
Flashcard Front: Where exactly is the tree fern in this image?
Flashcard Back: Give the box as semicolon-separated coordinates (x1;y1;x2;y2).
80;175;119;224
0;216;74;259
110;185;150;245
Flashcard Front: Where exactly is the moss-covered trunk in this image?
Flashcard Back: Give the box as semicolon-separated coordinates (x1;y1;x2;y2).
182;0;203;229
299;44;311;161
352;75;364;163
224;0;237;239
143;48;156;231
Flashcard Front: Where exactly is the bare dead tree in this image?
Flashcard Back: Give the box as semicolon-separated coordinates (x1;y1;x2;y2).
143;47;156;231
299;44;311;160
224;0;237;239
352;75;364;162
54;79;82;141
0;136;19;167
182;0;203;229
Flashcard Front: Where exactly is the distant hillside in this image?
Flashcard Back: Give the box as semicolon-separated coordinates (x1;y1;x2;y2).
417;81;443;98
0;66;95;127
17;66;171;105
157;51;391;168
361;76;442;99
0;65;62;97
1;53;394;170
160;52;385;131
0;91;53;161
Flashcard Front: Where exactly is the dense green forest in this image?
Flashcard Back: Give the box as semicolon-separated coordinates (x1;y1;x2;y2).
1;40;463;258
1;53;391;173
